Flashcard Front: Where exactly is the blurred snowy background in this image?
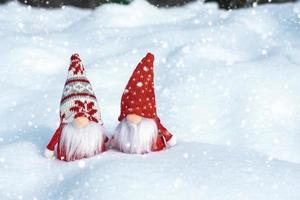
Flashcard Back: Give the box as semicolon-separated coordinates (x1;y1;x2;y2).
0;0;298;9
0;0;300;199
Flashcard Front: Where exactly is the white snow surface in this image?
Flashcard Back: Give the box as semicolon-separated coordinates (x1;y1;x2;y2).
1;1;300;199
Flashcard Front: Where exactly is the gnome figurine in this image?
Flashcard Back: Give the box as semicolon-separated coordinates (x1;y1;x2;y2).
111;52;176;154
44;54;108;161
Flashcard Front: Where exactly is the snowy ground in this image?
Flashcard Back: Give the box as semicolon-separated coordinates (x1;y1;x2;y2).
1;1;300;199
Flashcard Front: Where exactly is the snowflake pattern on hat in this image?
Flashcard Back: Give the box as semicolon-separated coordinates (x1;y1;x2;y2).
60;54;102;124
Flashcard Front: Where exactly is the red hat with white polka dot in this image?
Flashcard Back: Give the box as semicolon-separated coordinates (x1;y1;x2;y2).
118;52;157;120
118;52;173;148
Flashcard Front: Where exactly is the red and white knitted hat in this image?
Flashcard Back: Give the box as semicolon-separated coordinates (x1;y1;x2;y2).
118;52;173;144
60;53;102;124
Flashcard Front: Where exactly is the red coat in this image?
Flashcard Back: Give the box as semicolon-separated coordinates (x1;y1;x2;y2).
46;123;108;161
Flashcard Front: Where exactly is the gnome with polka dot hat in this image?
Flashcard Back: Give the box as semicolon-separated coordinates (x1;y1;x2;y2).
44;53;108;161
111;52;177;154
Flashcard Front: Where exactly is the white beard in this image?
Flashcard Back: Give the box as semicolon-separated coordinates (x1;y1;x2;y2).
112;118;158;154
59;122;106;161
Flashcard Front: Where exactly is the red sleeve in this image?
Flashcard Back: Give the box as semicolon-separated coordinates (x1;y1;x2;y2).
46;124;63;151
155;118;173;142
152;134;166;151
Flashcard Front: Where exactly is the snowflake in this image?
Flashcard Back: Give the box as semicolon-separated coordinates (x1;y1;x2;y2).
27;121;33;126
132;49;138;54
58;174;64;181
78;160;86;168
226;141;231;146
69;100;98;123
193;19;200;24
183;153;189;159
262;49;268;55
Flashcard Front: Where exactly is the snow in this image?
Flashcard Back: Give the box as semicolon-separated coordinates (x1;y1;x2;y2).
1;0;300;199
1;142;300;199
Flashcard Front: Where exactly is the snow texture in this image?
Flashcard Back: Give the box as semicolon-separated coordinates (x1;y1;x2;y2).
0;0;300;199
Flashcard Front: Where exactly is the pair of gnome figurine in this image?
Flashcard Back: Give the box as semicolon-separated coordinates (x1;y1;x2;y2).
45;52;176;161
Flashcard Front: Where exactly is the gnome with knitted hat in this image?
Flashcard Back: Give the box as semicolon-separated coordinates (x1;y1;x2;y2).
111;52;177;154
44;53;108;161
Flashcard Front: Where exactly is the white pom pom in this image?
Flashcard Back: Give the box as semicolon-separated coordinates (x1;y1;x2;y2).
167;136;177;147
44;149;55;159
